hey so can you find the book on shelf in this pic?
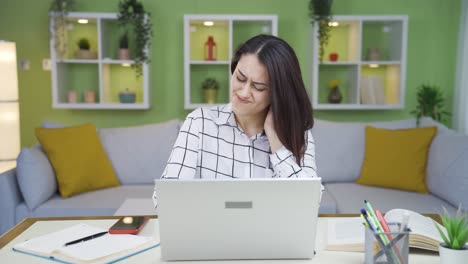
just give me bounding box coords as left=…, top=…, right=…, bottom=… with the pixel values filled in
left=326, top=209, right=445, bottom=252
left=360, top=76, right=386, bottom=105
left=12, top=223, right=159, bottom=263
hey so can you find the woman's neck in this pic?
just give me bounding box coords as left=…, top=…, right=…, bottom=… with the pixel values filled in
left=234, top=111, right=267, bottom=138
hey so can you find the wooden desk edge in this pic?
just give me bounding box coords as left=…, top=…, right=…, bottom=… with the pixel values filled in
left=0, top=214, right=441, bottom=249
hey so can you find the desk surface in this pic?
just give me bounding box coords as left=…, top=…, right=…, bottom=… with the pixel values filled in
left=0, top=215, right=439, bottom=264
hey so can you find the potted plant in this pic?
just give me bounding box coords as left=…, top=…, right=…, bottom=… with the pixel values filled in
left=202, top=78, right=219, bottom=104
left=435, top=205, right=468, bottom=263
left=411, top=84, right=451, bottom=126
left=49, top=0, right=75, bottom=59
left=309, top=0, right=333, bottom=62
left=327, top=79, right=342, bottom=104
left=118, top=31, right=130, bottom=60
left=75, top=38, right=97, bottom=59
left=117, top=0, right=153, bottom=76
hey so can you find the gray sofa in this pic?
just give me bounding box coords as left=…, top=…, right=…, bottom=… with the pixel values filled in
left=1, top=117, right=467, bottom=236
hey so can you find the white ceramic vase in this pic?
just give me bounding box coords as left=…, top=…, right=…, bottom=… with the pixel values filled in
left=439, top=244, right=468, bottom=264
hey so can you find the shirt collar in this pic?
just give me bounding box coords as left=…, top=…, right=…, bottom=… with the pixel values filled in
left=214, top=103, right=267, bottom=139
left=214, top=103, right=237, bottom=126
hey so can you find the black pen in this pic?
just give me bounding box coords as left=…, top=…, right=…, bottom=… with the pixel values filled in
left=64, top=231, right=108, bottom=247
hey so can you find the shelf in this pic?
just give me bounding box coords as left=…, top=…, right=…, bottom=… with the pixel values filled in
left=50, top=12, right=150, bottom=109
left=58, top=59, right=99, bottom=64
left=53, top=103, right=149, bottom=109
left=190, top=60, right=231, bottom=65
left=184, top=15, right=278, bottom=109
left=312, top=15, right=407, bottom=110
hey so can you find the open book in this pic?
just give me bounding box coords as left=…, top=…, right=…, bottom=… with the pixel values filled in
left=326, top=209, right=445, bottom=252
left=13, top=224, right=159, bottom=263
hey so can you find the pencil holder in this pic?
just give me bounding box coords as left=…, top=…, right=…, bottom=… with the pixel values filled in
left=364, top=223, right=410, bottom=264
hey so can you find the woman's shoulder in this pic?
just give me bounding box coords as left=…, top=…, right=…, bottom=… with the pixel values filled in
left=186, top=104, right=231, bottom=123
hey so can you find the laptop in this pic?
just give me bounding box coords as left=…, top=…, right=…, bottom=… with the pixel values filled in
left=155, top=177, right=322, bottom=261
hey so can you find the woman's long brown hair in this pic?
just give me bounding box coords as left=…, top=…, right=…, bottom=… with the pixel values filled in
left=231, top=35, right=314, bottom=164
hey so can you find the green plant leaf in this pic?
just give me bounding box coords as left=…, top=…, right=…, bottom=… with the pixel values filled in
left=435, top=223, right=451, bottom=246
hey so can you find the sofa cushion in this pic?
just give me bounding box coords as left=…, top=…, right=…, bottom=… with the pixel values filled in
left=312, top=118, right=435, bottom=184
left=426, top=133, right=468, bottom=210
left=35, top=123, right=120, bottom=198
left=16, top=145, right=57, bottom=210
left=357, top=126, right=437, bottom=193
left=15, top=185, right=155, bottom=222
left=325, top=183, right=456, bottom=214
left=98, top=119, right=181, bottom=184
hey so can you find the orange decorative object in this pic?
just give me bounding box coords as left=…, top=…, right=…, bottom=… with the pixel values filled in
left=204, top=36, right=217, bottom=61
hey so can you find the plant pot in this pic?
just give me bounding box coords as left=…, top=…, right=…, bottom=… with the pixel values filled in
left=75, top=49, right=97, bottom=60
left=203, top=88, right=218, bottom=104
left=118, top=49, right=130, bottom=60
left=439, top=243, right=468, bottom=264
left=328, top=86, right=342, bottom=104
left=119, top=90, right=136, bottom=103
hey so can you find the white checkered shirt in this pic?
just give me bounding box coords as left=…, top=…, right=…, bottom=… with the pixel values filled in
left=153, top=103, right=321, bottom=206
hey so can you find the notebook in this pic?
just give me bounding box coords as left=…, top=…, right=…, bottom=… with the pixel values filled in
left=12, top=223, right=159, bottom=263
left=155, top=177, right=322, bottom=260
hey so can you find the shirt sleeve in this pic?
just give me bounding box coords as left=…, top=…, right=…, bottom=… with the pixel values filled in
left=269, top=129, right=317, bottom=178
left=153, top=114, right=200, bottom=208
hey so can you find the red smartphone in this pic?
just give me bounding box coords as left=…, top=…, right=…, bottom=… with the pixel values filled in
left=109, top=216, right=150, bottom=234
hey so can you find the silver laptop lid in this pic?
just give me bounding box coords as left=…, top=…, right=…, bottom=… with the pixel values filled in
left=155, top=178, right=322, bottom=261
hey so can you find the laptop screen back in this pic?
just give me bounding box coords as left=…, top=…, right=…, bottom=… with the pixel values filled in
left=155, top=178, right=322, bottom=261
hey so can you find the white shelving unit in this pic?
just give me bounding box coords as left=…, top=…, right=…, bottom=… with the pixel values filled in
left=49, top=12, right=150, bottom=109
left=184, top=15, right=278, bottom=110
left=312, top=15, right=408, bottom=110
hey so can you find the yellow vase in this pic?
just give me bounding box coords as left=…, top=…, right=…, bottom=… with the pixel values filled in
left=203, top=88, right=218, bottom=104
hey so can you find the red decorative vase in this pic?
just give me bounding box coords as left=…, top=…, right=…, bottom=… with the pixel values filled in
left=329, top=53, right=338, bottom=61
left=204, top=36, right=217, bottom=61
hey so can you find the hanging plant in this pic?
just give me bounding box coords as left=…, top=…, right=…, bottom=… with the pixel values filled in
left=117, top=0, right=153, bottom=77
left=49, top=0, right=75, bottom=59
left=309, top=0, right=333, bottom=63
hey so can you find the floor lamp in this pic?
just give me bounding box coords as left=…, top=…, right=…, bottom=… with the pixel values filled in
left=0, top=41, right=20, bottom=173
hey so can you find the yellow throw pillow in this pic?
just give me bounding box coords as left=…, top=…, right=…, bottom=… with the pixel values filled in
left=35, top=123, right=120, bottom=198
left=356, top=126, right=437, bottom=193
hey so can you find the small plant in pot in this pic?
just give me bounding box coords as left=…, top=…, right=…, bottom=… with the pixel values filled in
left=411, top=84, right=451, bottom=126
left=118, top=31, right=130, bottom=60
left=202, top=78, right=219, bottom=104
left=75, top=38, right=97, bottom=59
left=435, top=205, right=468, bottom=263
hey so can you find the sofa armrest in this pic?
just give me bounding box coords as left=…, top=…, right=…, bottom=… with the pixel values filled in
left=0, top=168, right=23, bottom=235
left=426, top=134, right=468, bottom=211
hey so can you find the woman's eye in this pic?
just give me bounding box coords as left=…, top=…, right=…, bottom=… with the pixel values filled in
left=236, top=76, right=246, bottom=82
left=254, top=87, right=266, bottom=92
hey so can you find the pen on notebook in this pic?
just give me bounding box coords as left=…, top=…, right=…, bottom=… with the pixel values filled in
left=64, top=231, right=108, bottom=247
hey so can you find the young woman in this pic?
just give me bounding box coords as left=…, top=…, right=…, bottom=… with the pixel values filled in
left=153, top=34, right=319, bottom=205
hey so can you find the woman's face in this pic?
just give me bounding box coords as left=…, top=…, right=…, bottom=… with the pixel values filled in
left=231, top=54, right=270, bottom=118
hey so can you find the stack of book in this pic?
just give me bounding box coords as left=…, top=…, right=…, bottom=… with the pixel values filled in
left=360, top=76, right=386, bottom=105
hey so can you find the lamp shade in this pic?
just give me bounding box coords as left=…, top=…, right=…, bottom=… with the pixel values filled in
left=0, top=41, right=20, bottom=162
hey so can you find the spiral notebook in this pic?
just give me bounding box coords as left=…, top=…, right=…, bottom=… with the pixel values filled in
left=12, top=224, right=159, bottom=263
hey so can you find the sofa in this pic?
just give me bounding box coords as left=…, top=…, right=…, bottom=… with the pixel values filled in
left=1, top=117, right=467, bottom=236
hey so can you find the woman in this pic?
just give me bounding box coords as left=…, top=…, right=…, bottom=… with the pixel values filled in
left=153, top=34, right=319, bottom=205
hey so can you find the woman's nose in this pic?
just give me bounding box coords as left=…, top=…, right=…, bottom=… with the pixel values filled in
left=237, top=82, right=251, bottom=98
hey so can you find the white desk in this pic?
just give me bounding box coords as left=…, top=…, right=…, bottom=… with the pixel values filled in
left=0, top=218, right=439, bottom=263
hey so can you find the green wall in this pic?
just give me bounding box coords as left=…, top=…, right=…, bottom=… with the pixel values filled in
left=0, top=0, right=461, bottom=147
